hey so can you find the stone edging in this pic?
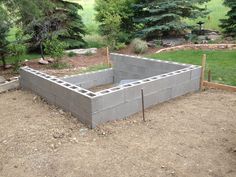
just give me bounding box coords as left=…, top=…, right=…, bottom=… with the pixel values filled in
left=156, top=44, right=236, bottom=54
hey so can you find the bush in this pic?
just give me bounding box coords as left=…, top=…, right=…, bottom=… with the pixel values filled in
left=114, top=42, right=126, bottom=50
left=84, top=35, right=106, bottom=48
left=131, top=38, right=148, bottom=54
left=44, top=37, right=66, bottom=63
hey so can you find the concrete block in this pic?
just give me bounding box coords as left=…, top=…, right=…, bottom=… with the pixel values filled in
left=92, top=98, right=142, bottom=128
left=190, top=67, right=202, bottom=80
left=0, top=80, right=19, bottom=93
left=91, top=89, right=125, bottom=113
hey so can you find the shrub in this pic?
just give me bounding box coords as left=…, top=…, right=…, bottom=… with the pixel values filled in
left=131, top=38, right=148, bottom=54
left=114, top=43, right=126, bottom=50
left=44, top=37, right=66, bottom=64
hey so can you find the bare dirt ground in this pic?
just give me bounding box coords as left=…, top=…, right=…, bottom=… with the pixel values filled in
left=0, top=46, right=161, bottom=79
left=0, top=89, right=236, bottom=177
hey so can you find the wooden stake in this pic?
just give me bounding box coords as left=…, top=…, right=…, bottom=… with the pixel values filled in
left=141, top=89, right=145, bottom=122
left=106, top=47, right=110, bottom=67
left=208, top=70, right=212, bottom=82
left=200, top=54, right=206, bottom=91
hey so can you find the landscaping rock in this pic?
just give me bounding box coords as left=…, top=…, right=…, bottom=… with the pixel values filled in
left=162, top=37, right=186, bottom=46
left=65, top=48, right=97, bottom=55
left=47, top=58, right=54, bottom=63
left=38, top=58, right=49, bottom=65
left=207, top=34, right=221, bottom=41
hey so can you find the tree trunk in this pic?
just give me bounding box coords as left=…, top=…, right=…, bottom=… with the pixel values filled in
left=0, top=54, right=6, bottom=70
left=40, top=42, right=45, bottom=60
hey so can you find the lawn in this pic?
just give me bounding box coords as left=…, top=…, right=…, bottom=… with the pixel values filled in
left=75, top=0, right=228, bottom=32
left=186, top=0, right=229, bottom=31
left=148, top=50, right=236, bottom=86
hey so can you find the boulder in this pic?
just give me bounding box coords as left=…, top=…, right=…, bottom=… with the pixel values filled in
left=47, top=58, right=54, bottom=63
left=162, top=37, right=186, bottom=46
left=65, top=48, right=97, bottom=55
left=38, top=58, right=49, bottom=65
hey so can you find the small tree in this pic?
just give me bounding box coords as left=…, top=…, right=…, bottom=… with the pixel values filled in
left=44, top=37, right=66, bottom=64
left=95, top=0, right=136, bottom=46
left=220, top=0, right=236, bottom=37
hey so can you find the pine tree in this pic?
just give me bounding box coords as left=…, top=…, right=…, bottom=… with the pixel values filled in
left=133, top=0, right=210, bottom=39
left=220, top=0, right=236, bottom=37
left=3, top=0, right=86, bottom=50
left=0, top=4, right=11, bottom=69
left=56, top=0, right=86, bottom=48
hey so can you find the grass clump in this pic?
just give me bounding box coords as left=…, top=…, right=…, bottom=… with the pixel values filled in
left=131, top=38, right=148, bottom=54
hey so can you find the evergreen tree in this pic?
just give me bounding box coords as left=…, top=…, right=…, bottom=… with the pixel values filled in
left=133, top=0, right=210, bottom=39
left=220, top=0, right=236, bottom=37
left=0, top=3, right=11, bottom=69
left=3, top=0, right=86, bottom=50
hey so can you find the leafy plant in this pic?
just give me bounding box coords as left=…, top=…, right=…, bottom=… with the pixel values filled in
left=114, top=43, right=126, bottom=50
left=7, top=43, right=27, bottom=71
left=131, top=38, right=148, bottom=54
left=44, top=37, right=66, bottom=64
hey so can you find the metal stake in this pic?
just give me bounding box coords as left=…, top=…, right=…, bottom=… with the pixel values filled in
left=141, top=89, right=145, bottom=122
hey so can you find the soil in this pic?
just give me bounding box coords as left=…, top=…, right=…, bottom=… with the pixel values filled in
left=89, top=83, right=115, bottom=92
left=0, top=89, right=236, bottom=177
left=0, top=45, right=161, bottom=79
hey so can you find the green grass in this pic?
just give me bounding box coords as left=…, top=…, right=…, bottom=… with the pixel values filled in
left=186, top=0, right=229, bottom=31
left=148, top=50, right=236, bottom=86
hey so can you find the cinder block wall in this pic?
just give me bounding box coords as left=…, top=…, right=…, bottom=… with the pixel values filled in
left=90, top=55, right=201, bottom=128
left=110, top=53, right=189, bottom=83
left=20, top=67, right=95, bottom=127
left=20, top=54, right=202, bottom=128
left=62, top=69, right=114, bottom=89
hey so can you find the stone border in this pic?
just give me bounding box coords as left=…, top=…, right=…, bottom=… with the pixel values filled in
left=156, top=44, right=236, bottom=54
